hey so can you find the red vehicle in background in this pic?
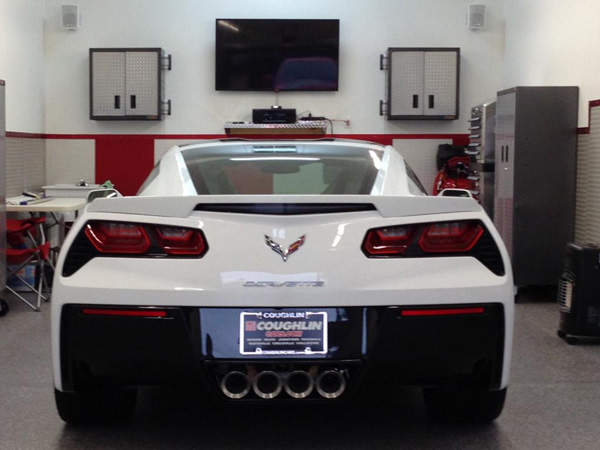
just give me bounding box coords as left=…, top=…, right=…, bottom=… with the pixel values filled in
left=433, top=146, right=479, bottom=200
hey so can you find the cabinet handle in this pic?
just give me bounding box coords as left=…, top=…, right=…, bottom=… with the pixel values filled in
left=114, top=95, right=121, bottom=110
left=413, top=95, right=419, bottom=109
left=379, top=100, right=387, bottom=116
left=501, top=145, right=505, bottom=162
left=428, top=95, right=434, bottom=109
left=506, top=145, right=509, bottom=163
left=130, top=95, right=137, bottom=109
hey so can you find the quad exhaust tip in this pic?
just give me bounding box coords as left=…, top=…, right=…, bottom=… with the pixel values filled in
left=220, top=371, right=251, bottom=399
left=252, top=370, right=283, bottom=399
left=284, top=370, right=315, bottom=399
left=316, top=370, right=346, bottom=399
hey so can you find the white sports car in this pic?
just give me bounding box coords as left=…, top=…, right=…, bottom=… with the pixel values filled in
left=51, top=138, right=513, bottom=424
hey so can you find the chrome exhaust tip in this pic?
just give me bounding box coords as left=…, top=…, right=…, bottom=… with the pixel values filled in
left=316, top=370, right=346, bottom=399
left=284, top=370, right=315, bottom=399
left=220, top=371, right=251, bottom=399
left=252, top=371, right=283, bottom=399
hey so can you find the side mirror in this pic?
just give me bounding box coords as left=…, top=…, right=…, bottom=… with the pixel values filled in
left=86, top=188, right=121, bottom=203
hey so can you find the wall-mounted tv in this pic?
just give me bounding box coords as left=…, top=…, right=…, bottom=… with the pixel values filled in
left=215, top=19, right=340, bottom=92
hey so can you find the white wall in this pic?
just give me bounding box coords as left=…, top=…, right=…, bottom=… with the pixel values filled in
left=0, top=0, right=46, bottom=133
left=43, top=0, right=505, bottom=134
left=504, top=0, right=600, bottom=127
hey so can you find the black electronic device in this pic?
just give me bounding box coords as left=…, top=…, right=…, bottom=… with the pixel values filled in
left=253, top=108, right=297, bottom=124
left=557, top=243, right=600, bottom=344
left=215, top=19, right=340, bottom=92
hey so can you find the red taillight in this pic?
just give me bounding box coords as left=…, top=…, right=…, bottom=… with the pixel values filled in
left=363, top=226, right=415, bottom=256
left=84, top=221, right=207, bottom=257
left=85, top=222, right=151, bottom=254
left=82, top=308, right=167, bottom=318
left=153, top=226, right=206, bottom=256
left=418, top=221, right=483, bottom=253
left=401, top=307, right=485, bottom=317
left=363, top=220, right=486, bottom=258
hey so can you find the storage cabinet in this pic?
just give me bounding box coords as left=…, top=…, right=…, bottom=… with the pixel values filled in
left=494, top=87, right=578, bottom=286
left=90, top=48, right=171, bottom=120
left=380, top=48, right=459, bottom=120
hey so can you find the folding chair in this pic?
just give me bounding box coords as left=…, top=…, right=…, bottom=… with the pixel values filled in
left=6, top=218, right=53, bottom=311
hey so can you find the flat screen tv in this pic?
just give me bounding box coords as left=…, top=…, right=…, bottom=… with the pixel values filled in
left=215, top=19, right=340, bottom=92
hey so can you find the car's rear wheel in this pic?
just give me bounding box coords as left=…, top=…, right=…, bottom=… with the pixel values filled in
left=54, top=388, right=137, bottom=425
left=423, top=385, right=507, bottom=423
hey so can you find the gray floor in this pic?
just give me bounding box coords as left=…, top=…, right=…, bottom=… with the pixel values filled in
left=1, top=289, right=600, bottom=450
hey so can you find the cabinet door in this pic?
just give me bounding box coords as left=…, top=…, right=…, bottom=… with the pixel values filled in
left=423, top=51, right=458, bottom=116
left=125, top=51, right=159, bottom=116
left=91, top=51, right=126, bottom=117
left=493, top=100, right=506, bottom=241
left=494, top=92, right=516, bottom=259
left=502, top=93, right=516, bottom=261
left=389, top=51, right=424, bottom=116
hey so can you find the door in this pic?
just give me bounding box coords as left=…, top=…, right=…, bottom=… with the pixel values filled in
left=125, top=51, right=159, bottom=116
left=91, top=51, right=126, bottom=117
left=423, top=51, right=457, bottom=116
left=389, top=51, right=424, bottom=116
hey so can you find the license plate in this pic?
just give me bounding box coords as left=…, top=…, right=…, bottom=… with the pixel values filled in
left=240, top=311, right=328, bottom=356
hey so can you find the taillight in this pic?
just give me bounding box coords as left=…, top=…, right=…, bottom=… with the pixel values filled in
left=85, top=222, right=151, bottom=254
left=418, top=221, right=484, bottom=253
left=154, top=226, right=206, bottom=255
left=82, top=308, right=167, bottom=318
left=363, top=226, right=415, bottom=256
left=82, top=221, right=207, bottom=256
left=361, top=219, right=504, bottom=275
left=400, top=307, right=485, bottom=317
left=362, top=220, right=485, bottom=257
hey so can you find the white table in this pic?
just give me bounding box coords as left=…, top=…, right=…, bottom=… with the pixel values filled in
left=6, top=197, right=87, bottom=213
left=6, top=197, right=87, bottom=244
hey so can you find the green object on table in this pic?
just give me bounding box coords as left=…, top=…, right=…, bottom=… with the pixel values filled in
left=101, top=180, right=114, bottom=189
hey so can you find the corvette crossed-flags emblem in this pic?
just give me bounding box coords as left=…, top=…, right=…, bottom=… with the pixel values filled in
left=264, top=234, right=306, bottom=262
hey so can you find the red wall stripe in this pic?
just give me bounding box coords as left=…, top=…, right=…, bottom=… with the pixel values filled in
left=7, top=132, right=474, bottom=195
left=6, top=132, right=46, bottom=138
left=95, top=136, right=154, bottom=196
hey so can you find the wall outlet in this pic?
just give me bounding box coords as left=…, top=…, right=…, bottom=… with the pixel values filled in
left=344, top=116, right=351, bottom=128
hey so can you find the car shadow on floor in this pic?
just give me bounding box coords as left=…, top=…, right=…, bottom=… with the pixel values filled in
left=55, top=386, right=511, bottom=450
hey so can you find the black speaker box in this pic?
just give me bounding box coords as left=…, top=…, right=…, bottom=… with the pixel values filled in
left=253, top=108, right=296, bottom=124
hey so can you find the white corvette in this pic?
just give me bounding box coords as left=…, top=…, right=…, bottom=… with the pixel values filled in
left=51, top=139, right=513, bottom=424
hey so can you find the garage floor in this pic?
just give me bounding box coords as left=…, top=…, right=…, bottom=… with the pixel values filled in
left=1, top=289, right=599, bottom=450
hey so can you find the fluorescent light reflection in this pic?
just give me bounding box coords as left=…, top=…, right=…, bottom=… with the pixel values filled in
left=331, top=223, right=347, bottom=247
left=218, top=21, right=240, bottom=32
left=369, top=151, right=382, bottom=170
left=230, top=157, right=321, bottom=162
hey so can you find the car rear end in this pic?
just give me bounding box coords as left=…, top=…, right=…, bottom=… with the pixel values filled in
left=51, top=140, right=513, bottom=423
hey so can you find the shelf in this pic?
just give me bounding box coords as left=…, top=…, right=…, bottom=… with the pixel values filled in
left=224, top=121, right=327, bottom=135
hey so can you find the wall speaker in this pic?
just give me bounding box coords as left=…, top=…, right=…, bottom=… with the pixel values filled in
left=61, top=5, right=80, bottom=30
left=467, top=4, right=486, bottom=30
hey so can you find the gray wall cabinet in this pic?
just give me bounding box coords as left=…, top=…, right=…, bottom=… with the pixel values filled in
left=380, top=48, right=459, bottom=120
left=90, top=48, right=171, bottom=120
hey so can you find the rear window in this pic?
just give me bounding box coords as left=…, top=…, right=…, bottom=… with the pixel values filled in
left=182, top=151, right=380, bottom=195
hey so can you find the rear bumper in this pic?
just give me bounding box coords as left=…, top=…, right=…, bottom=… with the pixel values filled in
left=59, top=304, right=505, bottom=400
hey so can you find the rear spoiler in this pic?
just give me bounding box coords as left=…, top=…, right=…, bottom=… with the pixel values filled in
left=85, top=195, right=482, bottom=219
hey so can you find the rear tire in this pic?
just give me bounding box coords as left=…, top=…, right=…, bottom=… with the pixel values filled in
left=55, top=388, right=137, bottom=425
left=424, top=386, right=507, bottom=423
